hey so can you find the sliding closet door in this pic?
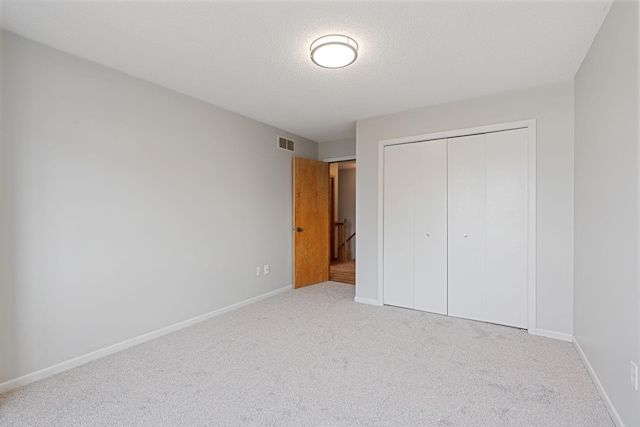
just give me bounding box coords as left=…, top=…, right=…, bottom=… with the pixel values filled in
left=383, top=143, right=414, bottom=309
left=485, top=128, right=528, bottom=328
left=384, top=127, right=529, bottom=325
left=447, top=134, right=486, bottom=322
left=414, top=140, right=448, bottom=314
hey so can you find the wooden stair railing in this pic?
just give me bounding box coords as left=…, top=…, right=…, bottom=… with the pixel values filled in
left=334, top=218, right=355, bottom=262
left=337, top=232, right=356, bottom=262
left=332, top=219, right=347, bottom=261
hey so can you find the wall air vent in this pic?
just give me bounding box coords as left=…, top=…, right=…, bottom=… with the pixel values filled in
left=278, top=136, right=295, bottom=152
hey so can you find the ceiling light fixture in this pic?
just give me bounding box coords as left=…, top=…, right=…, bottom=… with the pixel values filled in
left=310, top=34, right=358, bottom=69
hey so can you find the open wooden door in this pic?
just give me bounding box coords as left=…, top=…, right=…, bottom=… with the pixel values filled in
left=293, top=157, right=330, bottom=288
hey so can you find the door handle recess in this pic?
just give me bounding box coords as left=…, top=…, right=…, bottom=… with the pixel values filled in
left=296, top=228, right=303, bottom=232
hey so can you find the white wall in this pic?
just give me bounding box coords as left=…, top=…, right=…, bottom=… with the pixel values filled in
left=0, top=31, right=317, bottom=385
left=318, top=137, right=355, bottom=160
left=338, top=166, right=356, bottom=260
left=574, top=0, right=640, bottom=425
left=356, top=81, right=574, bottom=336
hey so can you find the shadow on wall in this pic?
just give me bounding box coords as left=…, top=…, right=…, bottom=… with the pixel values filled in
left=0, top=136, right=19, bottom=385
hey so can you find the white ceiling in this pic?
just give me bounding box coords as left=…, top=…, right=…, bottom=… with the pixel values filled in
left=0, top=0, right=611, bottom=143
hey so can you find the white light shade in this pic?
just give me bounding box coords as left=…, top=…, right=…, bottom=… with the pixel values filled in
left=310, top=35, right=358, bottom=69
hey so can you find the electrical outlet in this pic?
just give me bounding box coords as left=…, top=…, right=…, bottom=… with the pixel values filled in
left=631, top=361, right=638, bottom=391
left=264, top=264, right=270, bottom=275
left=256, top=266, right=262, bottom=276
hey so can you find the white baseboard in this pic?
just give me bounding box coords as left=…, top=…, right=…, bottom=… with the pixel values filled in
left=535, top=328, right=573, bottom=342
left=573, top=337, right=625, bottom=427
left=354, top=296, right=383, bottom=306
left=0, top=284, right=293, bottom=395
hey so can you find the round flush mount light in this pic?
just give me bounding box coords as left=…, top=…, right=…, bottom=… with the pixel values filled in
left=310, top=34, right=358, bottom=69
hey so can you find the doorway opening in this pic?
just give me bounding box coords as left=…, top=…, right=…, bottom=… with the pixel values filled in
left=329, top=160, right=356, bottom=284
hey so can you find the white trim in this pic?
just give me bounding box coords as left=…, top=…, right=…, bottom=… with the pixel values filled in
left=354, top=296, right=383, bottom=306
left=322, top=155, right=356, bottom=163
left=377, top=138, right=385, bottom=312
left=535, top=328, right=572, bottom=342
left=526, top=122, right=537, bottom=335
left=379, top=120, right=536, bottom=146
left=0, top=284, right=293, bottom=395
left=377, top=120, right=537, bottom=333
left=573, top=337, right=625, bottom=427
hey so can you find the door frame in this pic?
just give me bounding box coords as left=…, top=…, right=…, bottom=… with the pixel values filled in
left=377, top=119, right=537, bottom=334
left=322, top=156, right=356, bottom=163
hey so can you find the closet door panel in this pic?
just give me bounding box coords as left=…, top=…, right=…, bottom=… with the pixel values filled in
left=383, top=144, right=414, bottom=309
left=414, top=140, right=448, bottom=314
left=485, top=128, right=528, bottom=328
left=447, top=134, right=486, bottom=322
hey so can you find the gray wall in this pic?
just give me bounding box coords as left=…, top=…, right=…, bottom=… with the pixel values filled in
left=356, top=81, right=575, bottom=336
left=318, top=137, right=356, bottom=160
left=0, top=31, right=317, bottom=384
left=338, top=167, right=356, bottom=260
left=574, top=0, right=640, bottom=425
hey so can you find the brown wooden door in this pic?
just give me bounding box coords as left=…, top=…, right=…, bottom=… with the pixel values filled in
left=293, top=157, right=330, bottom=288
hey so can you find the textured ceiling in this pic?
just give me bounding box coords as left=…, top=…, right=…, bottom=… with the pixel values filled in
left=0, top=0, right=611, bottom=142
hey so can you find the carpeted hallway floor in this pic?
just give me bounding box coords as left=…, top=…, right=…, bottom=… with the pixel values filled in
left=0, top=282, right=613, bottom=426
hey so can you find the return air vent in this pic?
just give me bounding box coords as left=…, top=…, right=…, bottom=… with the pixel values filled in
left=278, top=136, right=295, bottom=152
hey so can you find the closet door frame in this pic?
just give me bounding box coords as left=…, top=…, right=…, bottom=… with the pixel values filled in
left=377, top=119, right=537, bottom=335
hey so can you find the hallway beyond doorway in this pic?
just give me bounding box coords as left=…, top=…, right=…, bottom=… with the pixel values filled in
left=330, top=259, right=355, bottom=285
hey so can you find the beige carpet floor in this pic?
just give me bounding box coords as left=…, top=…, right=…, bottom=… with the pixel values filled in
left=0, top=282, right=613, bottom=426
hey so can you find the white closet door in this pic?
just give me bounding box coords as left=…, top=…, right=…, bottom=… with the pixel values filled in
left=485, top=128, right=528, bottom=328
left=383, top=143, right=414, bottom=309
left=447, top=134, right=486, bottom=322
left=414, top=140, right=448, bottom=314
